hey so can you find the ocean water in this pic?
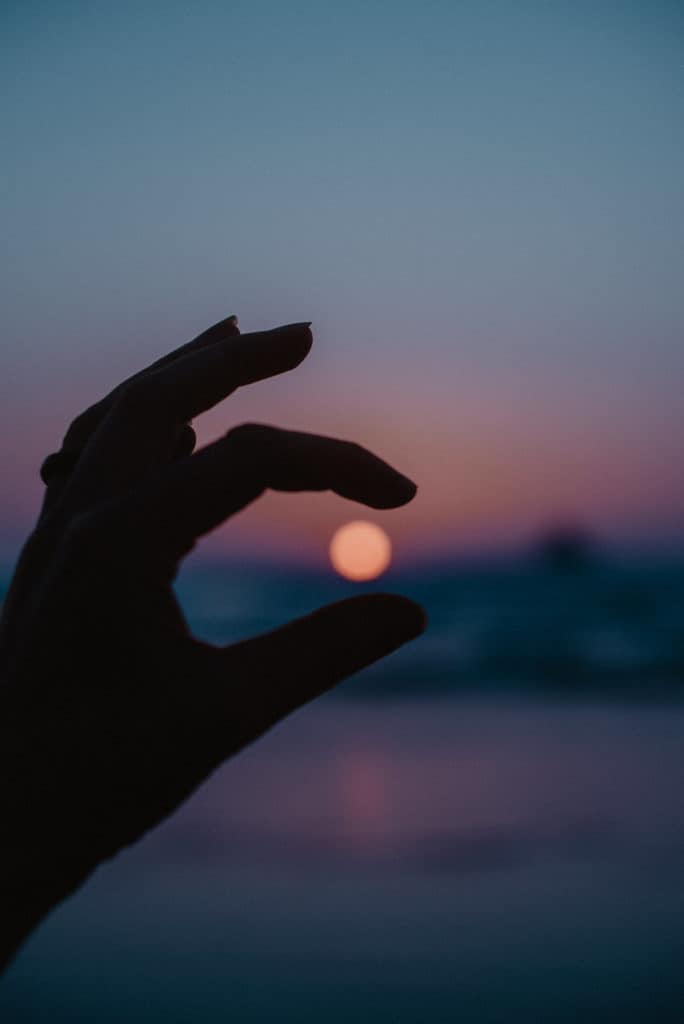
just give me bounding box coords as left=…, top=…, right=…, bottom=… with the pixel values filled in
left=1, top=559, right=683, bottom=1021
left=174, top=555, right=684, bottom=697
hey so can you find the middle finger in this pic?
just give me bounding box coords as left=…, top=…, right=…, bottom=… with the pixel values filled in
left=57, top=322, right=313, bottom=513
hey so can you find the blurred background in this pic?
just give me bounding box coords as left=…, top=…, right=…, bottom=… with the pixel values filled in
left=1, top=1, right=683, bottom=1020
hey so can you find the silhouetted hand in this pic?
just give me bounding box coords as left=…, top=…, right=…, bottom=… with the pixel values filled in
left=0, top=316, right=424, bottom=968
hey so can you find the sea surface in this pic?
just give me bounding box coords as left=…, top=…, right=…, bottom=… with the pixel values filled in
left=174, top=554, right=684, bottom=698
left=1, top=557, right=683, bottom=1021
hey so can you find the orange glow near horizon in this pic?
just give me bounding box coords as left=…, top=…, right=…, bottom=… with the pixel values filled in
left=329, top=521, right=392, bottom=581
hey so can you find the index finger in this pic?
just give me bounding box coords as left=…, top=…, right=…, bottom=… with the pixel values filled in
left=61, top=314, right=241, bottom=454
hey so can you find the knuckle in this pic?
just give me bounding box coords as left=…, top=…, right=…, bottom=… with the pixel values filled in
left=341, top=438, right=363, bottom=458
left=226, top=422, right=273, bottom=449
left=63, top=402, right=104, bottom=448
left=116, top=375, right=156, bottom=411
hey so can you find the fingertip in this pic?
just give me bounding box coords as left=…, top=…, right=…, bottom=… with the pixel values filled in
left=371, top=476, right=417, bottom=509
left=257, top=322, right=313, bottom=375
left=211, top=313, right=240, bottom=337
left=280, top=322, right=313, bottom=364
left=360, top=470, right=417, bottom=510
left=356, top=592, right=427, bottom=642
left=173, top=423, right=197, bottom=460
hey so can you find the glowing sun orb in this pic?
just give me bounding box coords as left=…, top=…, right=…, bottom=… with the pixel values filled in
left=329, top=521, right=392, bottom=582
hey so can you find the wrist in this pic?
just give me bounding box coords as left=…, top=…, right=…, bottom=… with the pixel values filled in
left=0, top=696, right=97, bottom=970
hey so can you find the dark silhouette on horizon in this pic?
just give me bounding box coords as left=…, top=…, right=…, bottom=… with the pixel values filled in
left=533, top=525, right=597, bottom=573
left=0, top=315, right=425, bottom=968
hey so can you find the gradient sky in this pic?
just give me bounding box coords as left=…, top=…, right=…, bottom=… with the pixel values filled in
left=2, top=1, right=683, bottom=566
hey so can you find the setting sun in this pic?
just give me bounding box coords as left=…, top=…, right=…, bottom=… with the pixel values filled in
left=329, top=521, right=392, bottom=581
